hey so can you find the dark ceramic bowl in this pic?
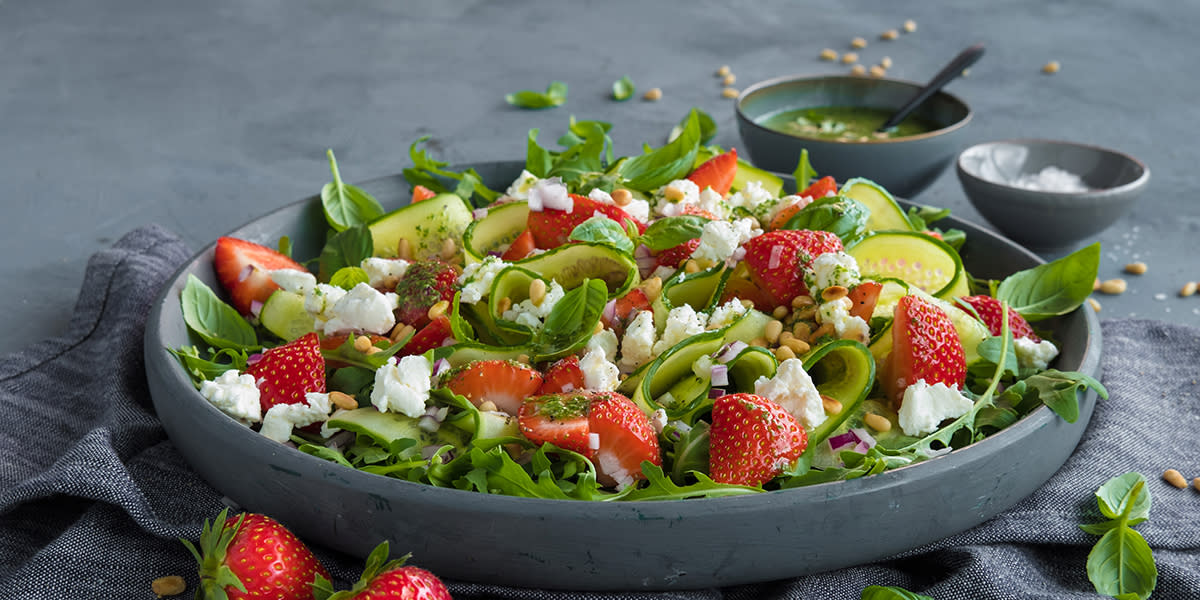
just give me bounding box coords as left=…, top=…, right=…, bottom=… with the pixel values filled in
left=736, top=75, right=972, bottom=198
left=956, top=139, right=1150, bottom=250
left=144, top=162, right=1101, bottom=591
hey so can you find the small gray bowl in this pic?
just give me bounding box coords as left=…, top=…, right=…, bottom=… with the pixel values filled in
left=736, top=75, right=972, bottom=198
left=956, top=139, right=1149, bottom=250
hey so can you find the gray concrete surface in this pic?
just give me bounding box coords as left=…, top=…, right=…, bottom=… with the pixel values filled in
left=2, top=0, right=1197, bottom=355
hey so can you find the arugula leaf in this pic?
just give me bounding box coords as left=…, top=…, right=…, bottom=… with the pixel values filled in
left=792, top=149, right=817, bottom=190
left=620, top=463, right=759, bottom=501
left=995, top=242, right=1100, bottom=321
left=976, top=333, right=1019, bottom=379
left=505, top=81, right=568, bottom=109
left=317, top=224, right=373, bottom=281
left=534, top=279, right=608, bottom=361
left=667, top=108, right=717, bottom=145
left=402, top=137, right=501, bottom=208
left=569, top=216, right=635, bottom=254
left=619, top=109, right=702, bottom=191
left=168, top=345, right=250, bottom=386
left=638, top=215, right=708, bottom=251
left=525, top=129, right=554, bottom=177
left=1022, top=369, right=1108, bottom=424
left=180, top=274, right=259, bottom=350
left=329, top=266, right=369, bottom=290
left=466, top=446, right=571, bottom=499
left=860, top=586, right=934, bottom=600
left=321, top=149, right=384, bottom=232
left=1083, top=473, right=1158, bottom=600
left=612, top=75, right=635, bottom=101
left=319, top=334, right=409, bottom=371
left=448, top=292, right=476, bottom=343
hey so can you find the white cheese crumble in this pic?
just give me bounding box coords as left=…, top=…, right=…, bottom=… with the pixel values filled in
left=707, top=299, right=748, bottom=330
left=805, top=252, right=862, bottom=295
left=269, top=269, right=317, bottom=295
left=618, top=310, right=657, bottom=371
left=320, top=282, right=400, bottom=335
left=260, top=392, right=333, bottom=443
left=653, top=305, right=708, bottom=354
left=691, top=217, right=760, bottom=266
left=527, top=177, right=572, bottom=212
left=304, top=283, right=346, bottom=327
left=456, top=255, right=510, bottom=305
left=360, top=257, right=410, bottom=287
left=726, top=180, right=774, bottom=216
left=754, top=358, right=826, bottom=430
left=1014, top=337, right=1060, bottom=370
left=589, top=188, right=650, bottom=223
left=653, top=179, right=702, bottom=217
left=370, top=355, right=433, bottom=418
left=580, top=347, right=621, bottom=391
left=502, top=280, right=565, bottom=330
left=898, top=380, right=974, bottom=436
left=586, top=327, right=620, bottom=362
left=200, top=370, right=262, bottom=423
left=504, top=169, right=541, bottom=200
left=816, top=296, right=871, bottom=344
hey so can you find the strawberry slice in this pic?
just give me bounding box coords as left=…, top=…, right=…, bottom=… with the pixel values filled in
left=957, top=295, right=1041, bottom=341
left=518, top=393, right=592, bottom=454
left=213, top=236, right=307, bottom=315
left=411, top=184, right=437, bottom=203
left=443, top=359, right=544, bottom=415
left=501, top=229, right=536, bottom=261
left=538, top=355, right=586, bottom=394
left=400, top=315, right=453, bottom=356
left=884, top=295, right=967, bottom=406
left=527, top=193, right=643, bottom=249
left=655, top=238, right=701, bottom=269
left=740, top=229, right=843, bottom=309
left=686, top=148, right=738, bottom=196
left=709, top=393, right=807, bottom=486
left=394, top=260, right=460, bottom=328
left=847, top=281, right=883, bottom=322
left=768, top=175, right=836, bottom=230
left=246, top=332, right=326, bottom=413
left=588, top=391, right=662, bottom=488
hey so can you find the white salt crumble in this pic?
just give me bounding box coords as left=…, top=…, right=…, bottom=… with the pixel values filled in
left=1011, top=166, right=1090, bottom=192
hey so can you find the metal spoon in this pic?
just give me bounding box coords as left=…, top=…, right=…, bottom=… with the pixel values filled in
left=877, top=43, right=985, bottom=133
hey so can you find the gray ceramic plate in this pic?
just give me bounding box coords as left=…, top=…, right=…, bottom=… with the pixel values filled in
left=144, top=162, right=1101, bottom=591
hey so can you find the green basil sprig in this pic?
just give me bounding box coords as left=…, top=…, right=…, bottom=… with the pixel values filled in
left=860, top=586, right=934, bottom=600
left=506, top=81, right=568, bottom=109
left=321, top=149, right=384, bottom=232
left=180, top=274, right=259, bottom=351
left=1082, top=472, right=1158, bottom=600
left=995, top=242, right=1099, bottom=321
left=619, top=108, right=702, bottom=191
left=612, top=75, right=635, bottom=101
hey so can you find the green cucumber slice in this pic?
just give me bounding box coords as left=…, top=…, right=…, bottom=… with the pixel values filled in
left=368, top=193, right=474, bottom=260
left=511, top=242, right=639, bottom=298
left=259, top=290, right=314, bottom=341
left=801, top=339, right=875, bottom=451
left=840, top=178, right=913, bottom=232
left=847, top=231, right=968, bottom=299
left=652, top=264, right=728, bottom=331
left=462, top=201, right=529, bottom=263
left=328, top=407, right=467, bottom=449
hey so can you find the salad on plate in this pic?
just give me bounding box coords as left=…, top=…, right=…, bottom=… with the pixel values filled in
left=170, top=109, right=1106, bottom=501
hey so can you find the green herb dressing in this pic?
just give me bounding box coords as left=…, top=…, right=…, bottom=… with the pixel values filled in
left=759, top=106, right=940, bottom=141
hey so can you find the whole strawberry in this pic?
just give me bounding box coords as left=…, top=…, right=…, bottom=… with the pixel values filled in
left=393, top=260, right=460, bottom=328
left=740, top=229, right=843, bottom=309
left=183, top=509, right=329, bottom=600
left=709, top=393, right=808, bottom=486
left=313, top=542, right=451, bottom=600
left=247, top=332, right=326, bottom=414
left=957, top=295, right=1041, bottom=341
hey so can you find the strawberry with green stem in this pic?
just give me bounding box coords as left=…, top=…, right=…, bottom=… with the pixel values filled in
left=313, top=541, right=450, bottom=600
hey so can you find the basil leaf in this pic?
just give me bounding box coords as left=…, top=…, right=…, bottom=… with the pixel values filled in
left=330, top=266, right=369, bottom=290
left=976, top=334, right=1019, bottom=378
left=619, top=109, right=702, bottom=191
left=904, top=205, right=952, bottom=231
left=505, top=81, right=568, bottom=109
left=860, top=586, right=934, bottom=600
left=318, top=224, right=373, bottom=281
left=667, top=108, right=717, bottom=145
left=568, top=216, right=635, bottom=254
left=792, top=149, right=817, bottom=190
left=995, top=242, right=1100, bottom=321
left=557, top=117, right=615, bottom=164
left=1022, top=369, right=1108, bottom=424
left=402, top=137, right=501, bottom=208
left=1087, top=523, right=1157, bottom=599
left=449, top=292, right=476, bottom=342
left=180, top=274, right=259, bottom=350
left=321, top=149, right=384, bottom=232
left=1095, top=472, right=1151, bottom=522
left=639, top=215, right=708, bottom=251
left=612, top=75, right=635, bottom=101
left=525, top=129, right=554, bottom=178
left=783, top=196, right=869, bottom=243
left=535, top=279, right=608, bottom=361
left=547, top=121, right=608, bottom=183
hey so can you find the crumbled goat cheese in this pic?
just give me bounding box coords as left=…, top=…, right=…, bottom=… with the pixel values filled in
left=371, top=355, right=433, bottom=418
left=618, top=310, right=657, bottom=371
left=360, top=257, right=410, bottom=287
left=1014, top=337, right=1059, bottom=370
left=707, top=299, right=749, bottom=330
left=580, top=348, right=621, bottom=391
left=817, top=296, right=870, bottom=344
left=805, top=252, right=861, bottom=295
left=587, top=328, right=620, bottom=362
left=260, top=392, right=333, bottom=443
left=691, top=218, right=760, bottom=266
left=200, top=370, right=262, bottom=423
left=504, top=169, right=540, bottom=200
left=754, top=358, right=826, bottom=430
left=457, top=255, right=510, bottom=305
left=898, top=380, right=973, bottom=436
left=653, top=305, right=708, bottom=354
left=270, top=269, right=317, bottom=295
left=527, top=177, right=572, bottom=212
left=320, top=283, right=400, bottom=335
left=502, top=280, right=565, bottom=330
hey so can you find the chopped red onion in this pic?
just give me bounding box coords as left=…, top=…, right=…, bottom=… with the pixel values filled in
left=768, top=245, right=784, bottom=269
left=421, top=445, right=441, bottom=460
left=710, top=363, right=729, bottom=386
left=432, top=358, right=451, bottom=377
left=247, top=353, right=263, bottom=366
left=440, top=337, right=456, bottom=347
left=850, top=427, right=877, bottom=449
left=473, top=207, right=489, bottom=220
left=634, top=244, right=652, bottom=259
left=238, top=264, right=254, bottom=283
left=602, top=299, right=618, bottom=324
left=708, top=387, right=726, bottom=399
left=718, top=341, right=748, bottom=363
left=635, top=254, right=659, bottom=275
left=852, top=441, right=872, bottom=454
left=249, top=300, right=264, bottom=318
left=827, top=431, right=860, bottom=452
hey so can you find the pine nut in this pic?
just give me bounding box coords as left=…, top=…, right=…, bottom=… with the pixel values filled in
left=721, top=87, right=740, bottom=99
left=516, top=353, right=530, bottom=364
left=716, top=65, right=731, bottom=77
left=819, top=48, right=839, bottom=61
left=365, top=345, right=381, bottom=355
left=880, top=29, right=899, bottom=40
left=440, top=238, right=457, bottom=260
left=881, top=56, right=893, bottom=68
left=849, top=64, right=866, bottom=76
left=779, top=331, right=795, bottom=343
left=903, top=19, right=917, bottom=33
left=593, top=320, right=604, bottom=335
left=749, top=337, right=768, bottom=348
left=353, top=335, right=373, bottom=353
left=529, top=279, right=547, bottom=306
left=611, top=188, right=633, bottom=206
left=782, top=337, right=810, bottom=355
left=791, top=295, right=815, bottom=308
left=643, top=87, right=662, bottom=101
left=793, top=322, right=812, bottom=340
left=328, top=391, right=358, bottom=411
left=850, top=37, right=867, bottom=49
left=740, top=299, right=756, bottom=310
left=774, top=345, right=797, bottom=361
left=821, top=395, right=843, bottom=415
left=1194, top=477, right=1200, bottom=492
left=641, top=276, right=663, bottom=301
left=389, top=323, right=414, bottom=343
left=1098, top=278, right=1127, bottom=295
left=1087, top=297, right=1102, bottom=313
left=722, top=73, right=736, bottom=85
left=842, top=52, right=859, bottom=64
left=496, top=296, right=512, bottom=314
left=1181, top=281, right=1198, bottom=297
left=765, top=320, right=784, bottom=344
left=1042, top=61, right=1060, bottom=74
left=809, top=322, right=835, bottom=343
left=772, top=305, right=789, bottom=319
left=1164, top=468, right=1187, bottom=489
left=1124, top=262, right=1147, bottom=275
left=1093, top=277, right=1102, bottom=291
left=427, top=299, right=450, bottom=320
left=396, top=238, right=413, bottom=261
left=684, top=259, right=701, bottom=274
left=795, top=306, right=818, bottom=321
left=152, top=575, right=187, bottom=597
left=664, top=184, right=686, bottom=202
left=822, top=285, right=848, bottom=302
left=869, top=65, right=886, bottom=78
left=864, top=412, right=892, bottom=432
left=479, top=400, right=498, bottom=412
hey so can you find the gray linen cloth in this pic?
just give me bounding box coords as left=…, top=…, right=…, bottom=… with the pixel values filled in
left=1, top=225, right=1197, bottom=599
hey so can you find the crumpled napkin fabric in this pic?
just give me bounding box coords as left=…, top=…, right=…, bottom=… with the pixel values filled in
left=1, top=225, right=1197, bottom=599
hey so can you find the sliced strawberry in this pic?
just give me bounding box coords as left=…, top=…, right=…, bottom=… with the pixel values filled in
left=686, top=148, right=738, bottom=196
left=679, top=204, right=720, bottom=220
left=411, top=184, right=437, bottom=204
left=443, top=359, right=543, bottom=415
left=400, top=315, right=453, bottom=356
left=527, top=193, right=642, bottom=249
left=588, top=391, right=662, bottom=488
left=740, top=229, right=844, bottom=309
left=768, top=175, right=836, bottom=230
left=958, top=295, right=1041, bottom=341
left=884, top=295, right=967, bottom=406
left=718, top=275, right=775, bottom=311
left=538, top=355, right=587, bottom=394
left=805, top=175, right=839, bottom=199
left=655, top=238, right=701, bottom=269
left=501, top=229, right=536, bottom=261
left=923, top=230, right=944, bottom=240
left=213, top=236, right=307, bottom=315
left=394, top=260, right=459, bottom=328
left=709, top=393, right=807, bottom=486
left=517, top=393, right=592, bottom=454
left=847, top=281, right=883, bottom=322
left=246, top=332, right=326, bottom=413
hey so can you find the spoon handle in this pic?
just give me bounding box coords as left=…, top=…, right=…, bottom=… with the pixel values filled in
left=878, top=43, right=985, bottom=132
